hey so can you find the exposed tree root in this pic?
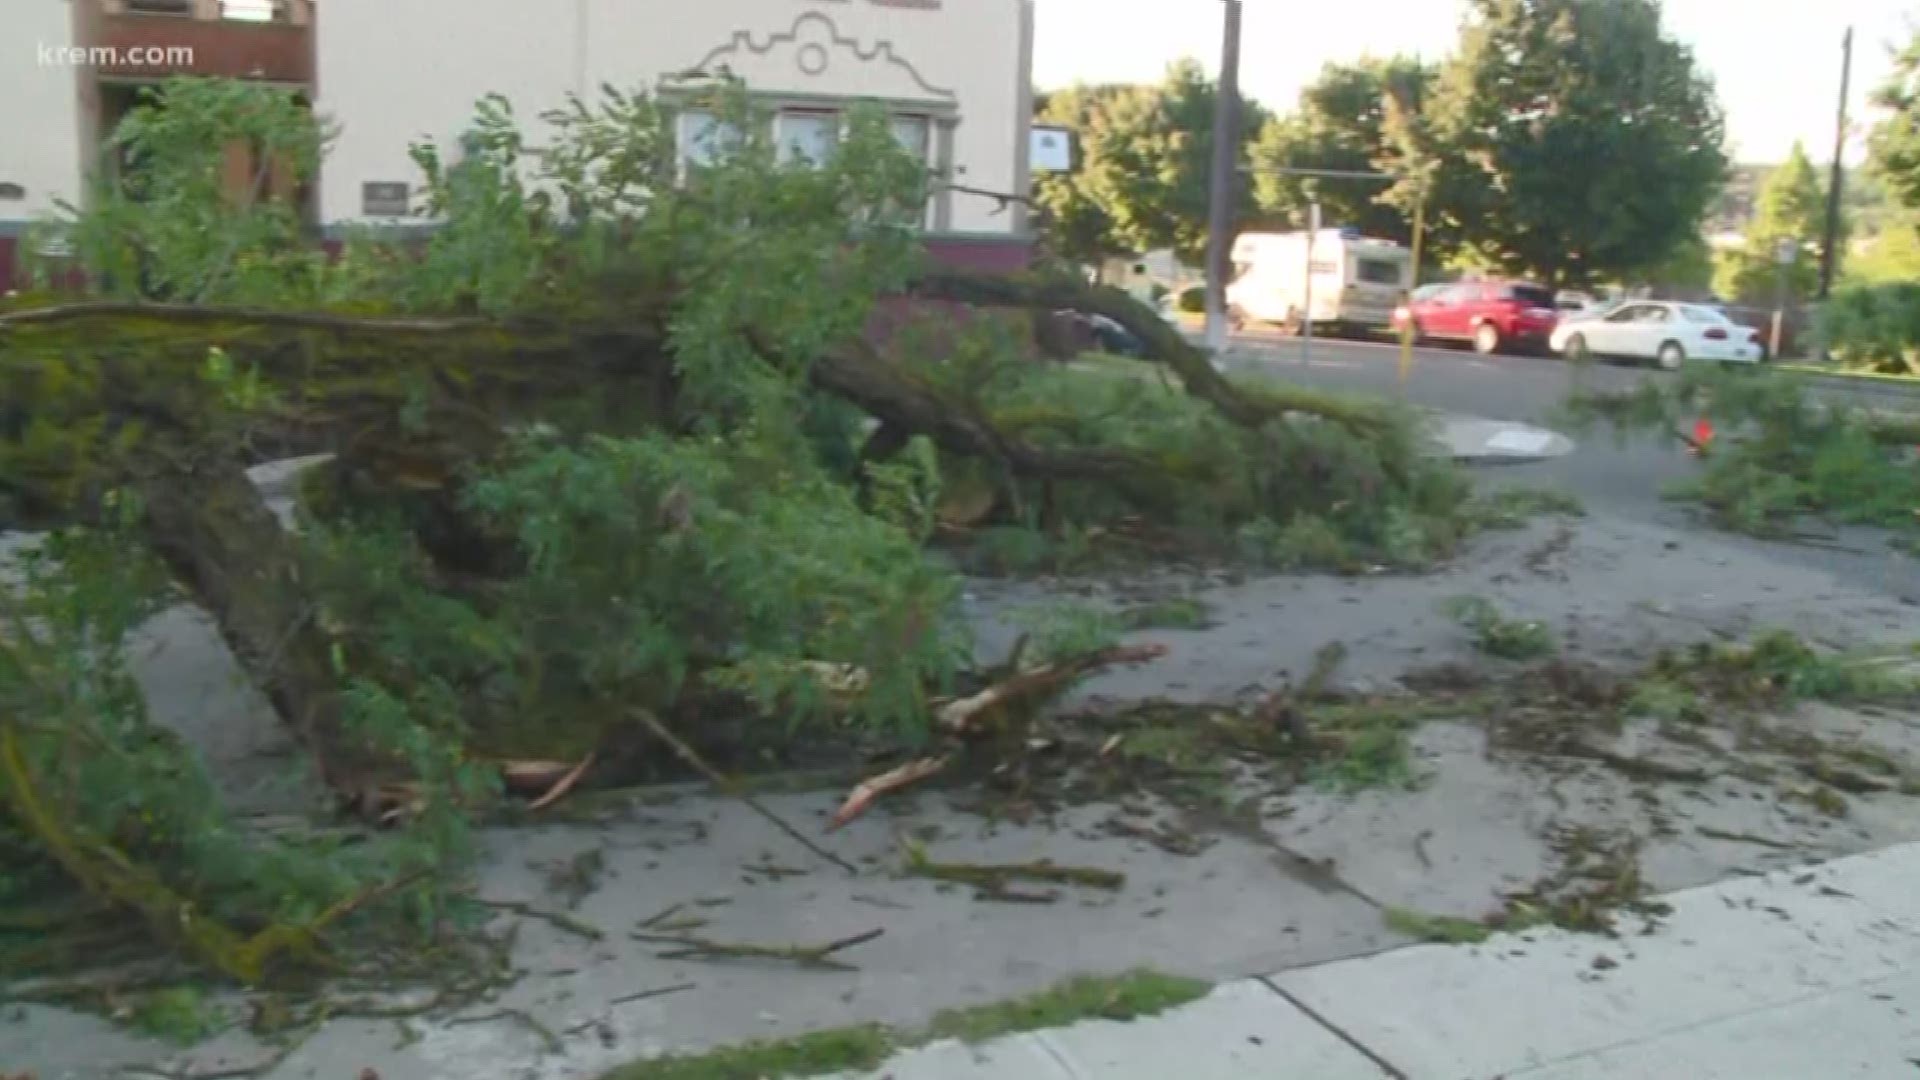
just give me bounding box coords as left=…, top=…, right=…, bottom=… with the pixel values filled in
left=630, top=927, right=883, bottom=972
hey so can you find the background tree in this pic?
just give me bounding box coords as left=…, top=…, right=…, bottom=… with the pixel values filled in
left=1712, top=142, right=1827, bottom=303
left=1033, top=61, right=1270, bottom=267
left=1414, top=0, right=1728, bottom=289
left=1249, top=58, right=1435, bottom=243
left=1870, top=31, right=1920, bottom=213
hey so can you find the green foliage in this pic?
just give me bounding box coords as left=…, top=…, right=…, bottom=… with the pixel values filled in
left=1121, top=597, right=1213, bottom=631
left=1034, top=62, right=1271, bottom=264
left=978, top=362, right=1475, bottom=572
left=458, top=432, right=969, bottom=738
left=1011, top=603, right=1123, bottom=664
left=1250, top=58, right=1436, bottom=241
left=128, top=986, right=225, bottom=1047
left=1870, top=31, right=1920, bottom=214
left=1315, top=724, right=1417, bottom=791
left=1842, top=214, right=1920, bottom=288
left=1, top=522, right=468, bottom=977
left=1652, top=630, right=1920, bottom=709
left=1412, top=0, right=1728, bottom=287
left=28, top=77, right=329, bottom=303
left=1819, top=282, right=1920, bottom=374
left=1714, top=143, right=1828, bottom=305
left=1176, top=285, right=1206, bottom=314
left=1384, top=906, right=1493, bottom=945
left=598, top=970, right=1207, bottom=1079
left=922, top=970, right=1209, bottom=1042
left=1440, top=596, right=1555, bottom=660
left=1563, top=365, right=1920, bottom=537
left=603, top=1025, right=894, bottom=1080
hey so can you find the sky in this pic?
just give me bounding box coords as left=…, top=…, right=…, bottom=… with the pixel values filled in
left=1032, top=0, right=1918, bottom=165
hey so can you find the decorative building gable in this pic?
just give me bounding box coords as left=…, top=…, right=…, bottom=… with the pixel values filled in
left=690, top=12, right=955, bottom=104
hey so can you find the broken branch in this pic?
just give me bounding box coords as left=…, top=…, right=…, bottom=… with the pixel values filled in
left=827, top=755, right=950, bottom=832
left=631, top=927, right=883, bottom=972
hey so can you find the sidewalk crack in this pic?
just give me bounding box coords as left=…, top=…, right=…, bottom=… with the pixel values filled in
left=1260, top=976, right=1411, bottom=1079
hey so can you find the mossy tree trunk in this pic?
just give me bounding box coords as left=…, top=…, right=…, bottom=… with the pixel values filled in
left=133, top=444, right=387, bottom=802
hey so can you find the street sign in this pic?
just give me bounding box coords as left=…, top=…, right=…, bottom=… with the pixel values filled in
left=1031, top=127, right=1072, bottom=172
left=1775, top=238, right=1799, bottom=265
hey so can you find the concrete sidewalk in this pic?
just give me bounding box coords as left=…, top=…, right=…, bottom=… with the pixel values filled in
left=820, top=841, right=1920, bottom=1079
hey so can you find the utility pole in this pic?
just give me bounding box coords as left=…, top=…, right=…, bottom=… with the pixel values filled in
left=1820, top=26, right=1854, bottom=300
left=1202, top=0, right=1243, bottom=357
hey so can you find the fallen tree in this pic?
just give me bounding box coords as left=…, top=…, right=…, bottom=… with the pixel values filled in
left=0, top=77, right=1484, bottom=984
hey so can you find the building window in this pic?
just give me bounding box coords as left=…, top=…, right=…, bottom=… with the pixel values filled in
left=675, top=110, right=742, bottom=170
left=220, top=0, right=286, bottom=22
left=889, top=115, right=933, bottom=228
left=776, top=110, right=840, bottom=167
left=126, top=0, right=195, bottom=15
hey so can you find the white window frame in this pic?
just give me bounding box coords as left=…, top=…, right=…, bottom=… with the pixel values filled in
left=775, top=108, right=842, bottom=168
left=888, top=112, right=935, bottom=230
left=675, top=109, right=744, bottom=175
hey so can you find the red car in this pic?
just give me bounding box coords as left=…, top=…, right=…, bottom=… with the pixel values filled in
left=1392, top=280, right=1561, bottom=355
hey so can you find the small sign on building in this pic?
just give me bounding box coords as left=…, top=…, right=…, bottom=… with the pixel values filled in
left=1031, top=126, right=1072, bottom=173
left=362, top=181, right=412, bottom=217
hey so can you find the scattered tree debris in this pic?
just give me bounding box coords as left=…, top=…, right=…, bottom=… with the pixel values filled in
left=476, top=899, right=605, bottom=942
left=527, top=753, right=597, bottom=812
left=900, top=842, right=1124, bottom=902
left=1695, top=826, right=1800, bottom=850
left=446, top=1008, right=563, bottom=1055
left=828, top=756, right=950, bottom=831
left=631, top=709, right=858, bottom=876
left=631, top=928, right=884, bottom=972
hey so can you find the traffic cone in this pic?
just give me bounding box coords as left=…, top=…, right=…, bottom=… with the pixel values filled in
left=1688, top=417, right=1714, bottom=456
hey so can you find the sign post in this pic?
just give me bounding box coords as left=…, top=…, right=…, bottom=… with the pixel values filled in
left=1399, top=195, right=1424, bottom=392
left=1771, top=238, right=1797, bottom=361
left=1301, top=201, right=1320, bottom=364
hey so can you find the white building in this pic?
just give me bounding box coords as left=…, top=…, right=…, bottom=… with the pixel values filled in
left=315, top=0, right=1037, bottom=269
left=0, top=1, right=1037, bottom=289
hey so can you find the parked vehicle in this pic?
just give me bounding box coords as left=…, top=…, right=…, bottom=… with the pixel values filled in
left=1054, top=309, right=1147, bottom=357
left=1226, top=230, right=1412, bottom=334
left=1392, top=280, right=1560, bottom=355
left=1549, top=301, right=1763, bottom=369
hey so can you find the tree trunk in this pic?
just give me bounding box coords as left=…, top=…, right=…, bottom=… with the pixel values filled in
left=134, top=446, right=386, bottom=803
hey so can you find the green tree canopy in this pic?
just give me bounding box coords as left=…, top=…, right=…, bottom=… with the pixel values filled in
left=1870, top=31, right=1920, bottom=213
left=1412, top=0, right=1728, bottom=289
left=1034, top=61, right=1269, bottom=266
left=1249, top=57, right=1435, bottom=243
left=1712, top=142, right=1827, bottom=303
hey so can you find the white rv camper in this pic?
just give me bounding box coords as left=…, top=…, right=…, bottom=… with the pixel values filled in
left=1225, top=230, right=1412, bottom=333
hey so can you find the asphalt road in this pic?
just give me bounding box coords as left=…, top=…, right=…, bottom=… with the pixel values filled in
left=1222, top=331, right=1920, bottom=598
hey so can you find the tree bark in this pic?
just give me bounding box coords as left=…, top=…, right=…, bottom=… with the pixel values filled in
left=133, top=445, right=385, bottom=802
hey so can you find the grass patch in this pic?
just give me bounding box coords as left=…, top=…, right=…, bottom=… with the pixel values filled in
left=1440, top=596, right=1556, bottom=660
left=1120, top=597, right=1214, bottom=631
left=598, top=970, right=1208, bottom=1079
left=601, top=1025, right=893, bottom=1080
left=1312, top=724, right=1417, bottom=791
left=127, top=986, right=225, bottom=1047
left=923, top=969, right=1209, bottom=1043
left=1384, top=906, right=1493, bottom=945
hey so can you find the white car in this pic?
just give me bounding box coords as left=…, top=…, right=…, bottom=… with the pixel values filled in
left=1550, top=301, right=1763, bottom=369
